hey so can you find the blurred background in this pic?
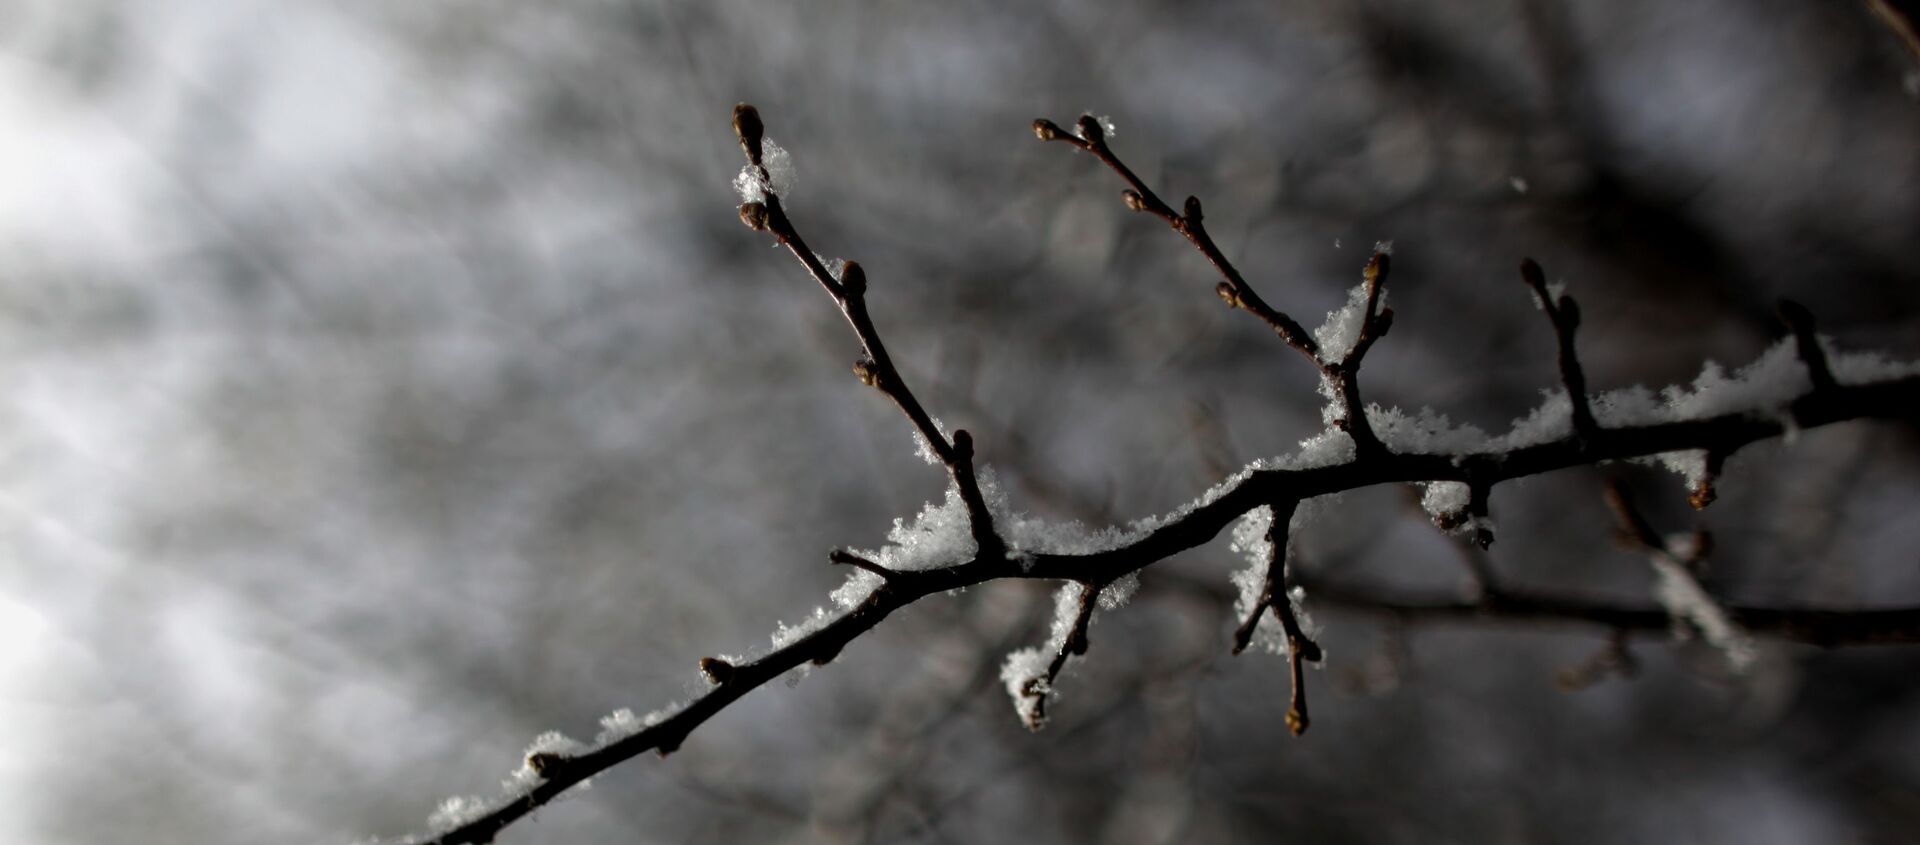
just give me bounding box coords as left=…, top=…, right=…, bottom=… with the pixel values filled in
left=3, top=1, right=1919, bottom=842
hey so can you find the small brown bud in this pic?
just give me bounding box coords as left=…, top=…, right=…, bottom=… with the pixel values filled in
left=1182, top=196, right=1203, bottom=222
left=699, top=656, right=736, bottom=685
left=1032, top=118, right=1062, bottom=142
left=839, top=260, right=866, bottom=295
left=733, top=103, right=764, bottom=166
left=1216, top=281, right=1241, bottom=309
left=1365, top=252, right=1390, bottom=285
left=1075, top=114, right=1103, bottom=143
left=527, top=752, right=566, bottom=777
left=1121, top=189, right=1147, bottom=212
left=738, top=202, right=769, bottom=231
left=1286, top=708, right=1309, bottom=736
left=1519, top=257, right=1547, bottom=291
left=852, top=358, right=881, bottom=387
left=951, top=428, right=974, bottom=459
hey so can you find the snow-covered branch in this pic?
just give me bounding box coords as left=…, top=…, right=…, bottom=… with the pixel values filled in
left=384, top=106, right=1920, bottom=845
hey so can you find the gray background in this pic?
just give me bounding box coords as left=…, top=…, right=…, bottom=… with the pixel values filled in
left=3, top=1, right=1919, bottom=843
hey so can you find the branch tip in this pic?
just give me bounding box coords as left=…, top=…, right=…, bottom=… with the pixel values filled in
left=1032, top=118, right=1063, bottom=142
left=732, top=102, right=764, bottom=166
left=1121, top=189, right=1148, bottom=212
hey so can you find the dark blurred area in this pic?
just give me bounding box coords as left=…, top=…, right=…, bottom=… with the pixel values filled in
left=2, top=1, right=1918, bottom=843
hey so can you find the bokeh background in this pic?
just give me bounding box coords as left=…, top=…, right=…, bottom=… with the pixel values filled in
left=4, top=1, right=1920, bottom=843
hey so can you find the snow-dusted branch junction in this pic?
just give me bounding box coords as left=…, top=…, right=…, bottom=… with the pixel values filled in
left=381, top=106, right=1920, bottom=845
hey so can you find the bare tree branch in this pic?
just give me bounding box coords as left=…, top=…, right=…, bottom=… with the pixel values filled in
left=391, top=106, right=1920, bottom=845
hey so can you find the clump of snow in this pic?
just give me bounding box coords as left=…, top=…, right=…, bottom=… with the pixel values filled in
left=1368, top=405, right=1491, bottom=454
left=771, top=605, right=835, bottom=650
left=824, top=256, right=848, bottom=282
left=1097, top=572, right=1141, bottom=610
left=731, top=139, right=794, bottom=202
left=1829, top=344, right=1920, bottom=384
left=1640, top=450, right=1709, bottom=493
left=1000, top=646, right=1050, bottom=726
left=1313, top=281, right=1385, bottom=364
left=1647, top=545, right=1755, bottom=672
left=911, top=417, right=949, bottom=465
left=503, top=731, right=587, bottom=792
left=427, top=795, right=495, bottom=835
left=1228, top=506, right=1287, bottom=655
left=1486, top=390, right=1573, bottom=451
left=1420, top=481, right=1471, bottom=525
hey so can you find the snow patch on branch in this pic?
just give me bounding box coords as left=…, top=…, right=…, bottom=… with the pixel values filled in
left=731, top=139, right=795, bottom=202
left=1313, top=280, right=1386, bottom=364
left=1648, top=541, right=1756, bottom=671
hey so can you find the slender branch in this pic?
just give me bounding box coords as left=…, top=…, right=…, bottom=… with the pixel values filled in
left=737, top=106, right=1004, bottom=562
left=1226, top=499, right=1321, bottom=734
left=1303, top=580, right=1920, bottom=647
left=1035, top=115, right=1395, bottom=455
left=1023, top=580, right=1101, bottom=729
left=1520, top=258, right=1599, bottom=440
left=394, top=108, right=1920, bottom=845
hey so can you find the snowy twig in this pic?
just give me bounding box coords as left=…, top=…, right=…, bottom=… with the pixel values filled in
left=736, top=106, right=1004, bottom=563
left=1034, top=114, right=1394, bottom=457
left=1602, top=480, right=1756, bottom=670
left=1520, top=257, right=1598, bottom=440
left=391, top=106, right=1920, bottom=845
left=1228, top=499, right=1322, bottom=734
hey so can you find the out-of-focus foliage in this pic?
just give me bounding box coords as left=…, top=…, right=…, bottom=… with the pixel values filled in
left=2, top=1, right=1917, bottom=843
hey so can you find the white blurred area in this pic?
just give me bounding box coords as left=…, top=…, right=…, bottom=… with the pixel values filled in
left=0, top=1, right=1916, bottom=843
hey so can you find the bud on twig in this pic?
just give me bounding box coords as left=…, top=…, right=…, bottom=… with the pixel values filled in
left=739, top=202, right=769, bottom=231
left=733, top=103, right=764, bottom=166
left=1076, top=114, right=1103, bottom=144
left=1216, top=281, right=1241, bottom=309
left=1121, top=189, right=1147, bottom=212
left=839, top=260, right=866, bottom=296
left=699, top=656, right=735, bottom=685
left=852, top=358, right=881, bottom=388
left=1032, top=118, right=1063, bottom=142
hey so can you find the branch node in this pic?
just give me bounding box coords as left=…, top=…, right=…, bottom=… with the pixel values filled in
left=1121, top=189, right=1148, bottom=212
left=829, top=549, right=900, bottom=582
left=699, top=656, right=736, bottom=685
left=1182, top=195, right=1203, bottom=222
left=852, top=357, right=881, bottom=388
left=951, top=428, right=974, bottom=461
left=1032, top=118, right=1064, bottom=142
left=1215, top=281, right=1241, bottom=309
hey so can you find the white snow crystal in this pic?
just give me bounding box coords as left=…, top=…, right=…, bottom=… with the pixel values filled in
left=1420, top=481, right=1471, bottom=524
left=1313, top=281, right=1384, bottom=364
left=731, top=139, right=794, bottom=202
left=911, top=417, right=949, bottom=465
left=1648, top=548, right=1755, bottom=672
left=1368, top=405, right=1491, bottom=454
